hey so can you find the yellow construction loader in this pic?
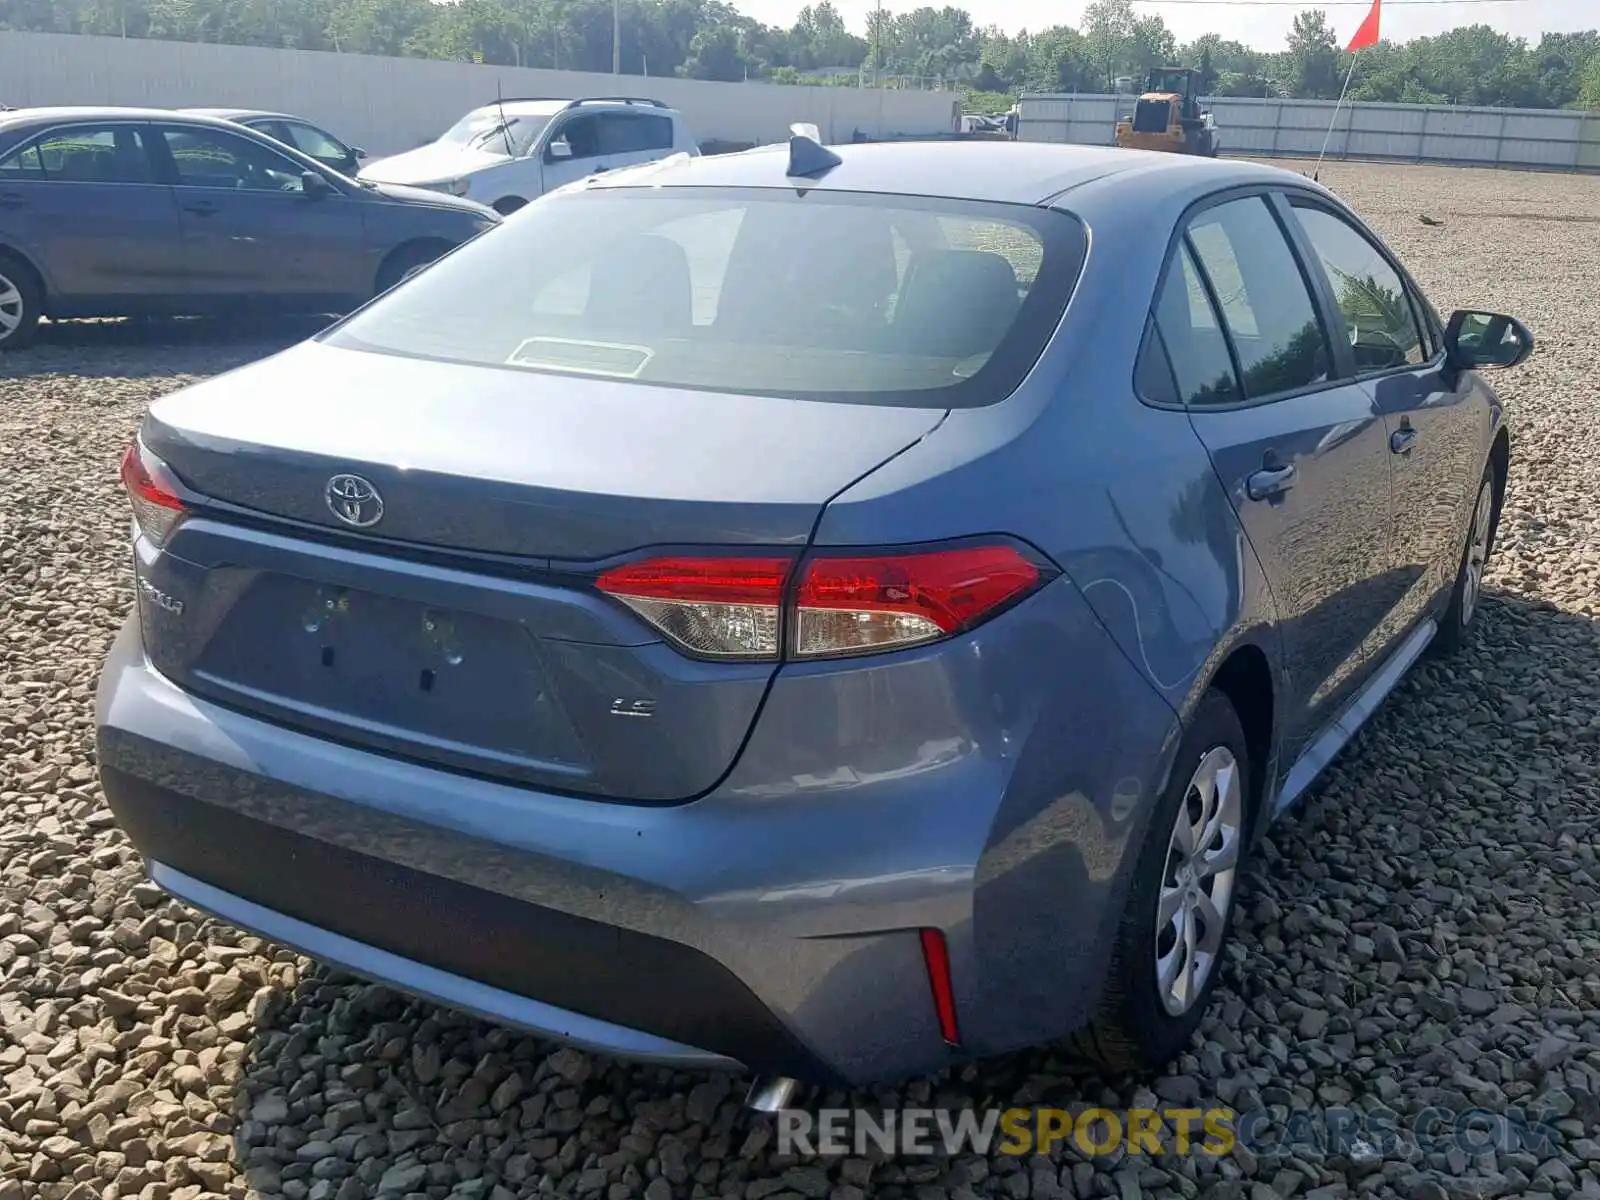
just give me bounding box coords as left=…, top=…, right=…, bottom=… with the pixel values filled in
left=1114, top=67, right=1220, bottom=157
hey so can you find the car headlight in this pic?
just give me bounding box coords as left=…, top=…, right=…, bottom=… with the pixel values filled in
left=441, top=178, right=471, bottom=196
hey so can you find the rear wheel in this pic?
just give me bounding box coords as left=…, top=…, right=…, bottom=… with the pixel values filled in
left=0, top=252, right=42, bottom=351
left=1070, top=688, right=1249, bottom=1071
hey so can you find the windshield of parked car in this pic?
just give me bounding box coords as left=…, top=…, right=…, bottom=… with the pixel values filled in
left=440, top=110, right=549, bottom=157
left=322, top=186, right=1087, bottom=408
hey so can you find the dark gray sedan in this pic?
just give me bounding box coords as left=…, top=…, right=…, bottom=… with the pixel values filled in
left=179, top=107, right=367, bottom=176
left=0, top=107, right=500, bottom=350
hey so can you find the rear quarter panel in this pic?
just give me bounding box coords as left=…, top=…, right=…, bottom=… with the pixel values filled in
left=814, top=164, right=1291, bottom=883
left=817, top=165, right=1287, bottom=732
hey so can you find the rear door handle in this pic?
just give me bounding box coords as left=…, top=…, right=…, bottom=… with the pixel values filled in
left=1390, top=427, right=1417, bottom=455
left=1246, top=464, right=1297, bottom=501
left=0, top=192, right=24, bottom=210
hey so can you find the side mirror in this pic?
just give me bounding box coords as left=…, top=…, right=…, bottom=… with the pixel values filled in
left=351, top=146, right=368, bottom=159
left=547, top=138, right=572, bottom=161
left=1445, top=309, right=1533, bottom=371
left=300, top=170, right=332, bottom=198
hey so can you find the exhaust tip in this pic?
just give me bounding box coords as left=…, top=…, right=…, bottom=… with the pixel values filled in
left=744, top=1076, right=801, bottom=1112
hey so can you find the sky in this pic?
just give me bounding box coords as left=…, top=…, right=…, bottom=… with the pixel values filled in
left=735, top=0, right=1596, bottom=52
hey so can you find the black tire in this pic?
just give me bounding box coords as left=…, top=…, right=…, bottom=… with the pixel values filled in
left=375, top=242, right=448, bottom=296
left=492, top=196, right=527, bottom=216
left=0, top=251, right=43, bottom=351
left=1069, top=688, right=1251, bottom=1073
left=1432, top=460, right=1499, bottom=656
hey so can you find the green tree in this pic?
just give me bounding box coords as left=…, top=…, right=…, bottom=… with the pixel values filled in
left=1285, top=8, right=1341, bottom=99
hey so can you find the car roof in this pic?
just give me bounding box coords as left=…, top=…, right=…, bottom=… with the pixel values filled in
left=468, top=98, right=681, bottom=119
left=179, top=107, right=293, bottom=122
left=587, top=139, right=1317, bottom=207
left=0, top=106, right=257, bottom=133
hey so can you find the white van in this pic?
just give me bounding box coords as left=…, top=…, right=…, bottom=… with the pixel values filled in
left=358, top=96, right=699, bottom=215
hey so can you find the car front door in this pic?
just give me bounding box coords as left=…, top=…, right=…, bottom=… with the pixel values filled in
left=1281, top=196, right=1482, bottom=635
left=540, top=112, right=618, bottom=192
left=152, top=123, right=368, bottom=305
left=1158, top=191, right=1399, bottom=762
left=0, top=122, right=185, bottom=306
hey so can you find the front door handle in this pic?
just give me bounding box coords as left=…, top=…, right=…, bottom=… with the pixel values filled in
left=1390, top=427, right=1417, bottom=455
left=1246, top=464, right=1297, bottom=501
left=182, top=199, right=219, bottom=217
left=0, top=192, right=24, bottom=210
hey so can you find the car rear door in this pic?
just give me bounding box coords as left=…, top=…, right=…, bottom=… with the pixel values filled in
left=151, top=122, right=368, bottom=305
left=1280, top=195, right=1482, bottom=633
left=0, top=122, right=184, bottom=305
left=1147, top=190, right=1399, bottom=763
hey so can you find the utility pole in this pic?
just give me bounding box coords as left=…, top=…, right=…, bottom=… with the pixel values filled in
left=872, top=0, right=882, bottom=88
left=612, top=0, right=621, bottom=74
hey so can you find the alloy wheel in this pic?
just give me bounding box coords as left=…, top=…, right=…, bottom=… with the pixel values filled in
left=1461, top=478, right=1494, bottom=625
left=0, top=272, right=23, bottom=337
left=1155, top=745, right=1243, bottom=1016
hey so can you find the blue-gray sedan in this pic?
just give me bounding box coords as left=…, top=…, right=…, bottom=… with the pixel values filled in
left=0, top=107, right=499, bottom=349
left=95, top=137, right=1532, bottom=1092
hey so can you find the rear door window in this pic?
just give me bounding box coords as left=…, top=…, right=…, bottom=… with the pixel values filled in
left=323, top=187, right=1088, bottom=409
left=1184, top=196, right=1332, bottom=401
left=26, top=126, right=154, bottom=183
left=595, top=112, right=674, bottom=154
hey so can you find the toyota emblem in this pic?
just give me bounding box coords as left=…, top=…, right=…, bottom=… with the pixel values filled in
left=325, top=474, right=384, bottom=528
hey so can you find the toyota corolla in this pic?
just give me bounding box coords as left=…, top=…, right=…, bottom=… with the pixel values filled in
left=96, top=136, right=1532, bottom=1096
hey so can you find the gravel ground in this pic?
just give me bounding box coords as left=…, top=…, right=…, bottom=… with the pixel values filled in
left=2, top=162, right=1598, bottom=1200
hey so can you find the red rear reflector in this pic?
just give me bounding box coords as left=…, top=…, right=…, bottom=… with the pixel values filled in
left=595, top=556, right=792, bottom=660
left=919, top=928, right=961, bottom=1046
left=793, top=544, right=1042, bottom=658
left=120, top=439, right=186, bottom=549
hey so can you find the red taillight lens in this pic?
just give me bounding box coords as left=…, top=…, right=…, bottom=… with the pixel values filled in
left=792, top=544, right=1042, bottom=658
left=120, top=439, right=186, bottom=548
left=595, top=556, right=792, bottom=659
left=595, top=542, right=1047, bottom=662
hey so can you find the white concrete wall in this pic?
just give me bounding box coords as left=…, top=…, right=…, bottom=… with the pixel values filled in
left=1018, top=91, right=1600, bottom=173
left=0, top=31, right=960, bottom=156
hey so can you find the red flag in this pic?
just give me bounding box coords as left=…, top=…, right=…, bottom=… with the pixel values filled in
left=1346, top=0, right=1381, bottom=52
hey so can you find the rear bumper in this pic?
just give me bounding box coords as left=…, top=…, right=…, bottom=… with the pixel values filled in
left=145, top=860, right=741, bottom=1070
left=97, top=574, right=1180, bottom=1085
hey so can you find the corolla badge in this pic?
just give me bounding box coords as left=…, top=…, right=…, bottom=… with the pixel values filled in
left=325, top=474, right=384, bottom=528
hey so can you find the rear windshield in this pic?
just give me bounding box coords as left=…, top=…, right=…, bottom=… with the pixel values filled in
left=324, top=185, right=1088, bottom=408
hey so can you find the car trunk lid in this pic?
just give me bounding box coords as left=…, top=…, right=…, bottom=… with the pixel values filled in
left=134, top=340, right=945, bottom=801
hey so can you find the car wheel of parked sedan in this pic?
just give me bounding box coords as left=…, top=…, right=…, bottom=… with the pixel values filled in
left=492, top=196, right=527, bottom=216
left=0, top=252, right=43, bottom=352
left=1071, top=688, right=1249, bottom=1072
left=1433, top=462, right=1499, bottom=656
left=375, top=242, right=450, bottom=296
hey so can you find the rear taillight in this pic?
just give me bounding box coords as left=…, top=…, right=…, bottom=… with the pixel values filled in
left=793, top=545, right=1042, bottom=658
left=595, top=541, right=1048, bottom=662
left=595, top=556, right=793, bottom=659
left=120, top=439, right=185, bottom=549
